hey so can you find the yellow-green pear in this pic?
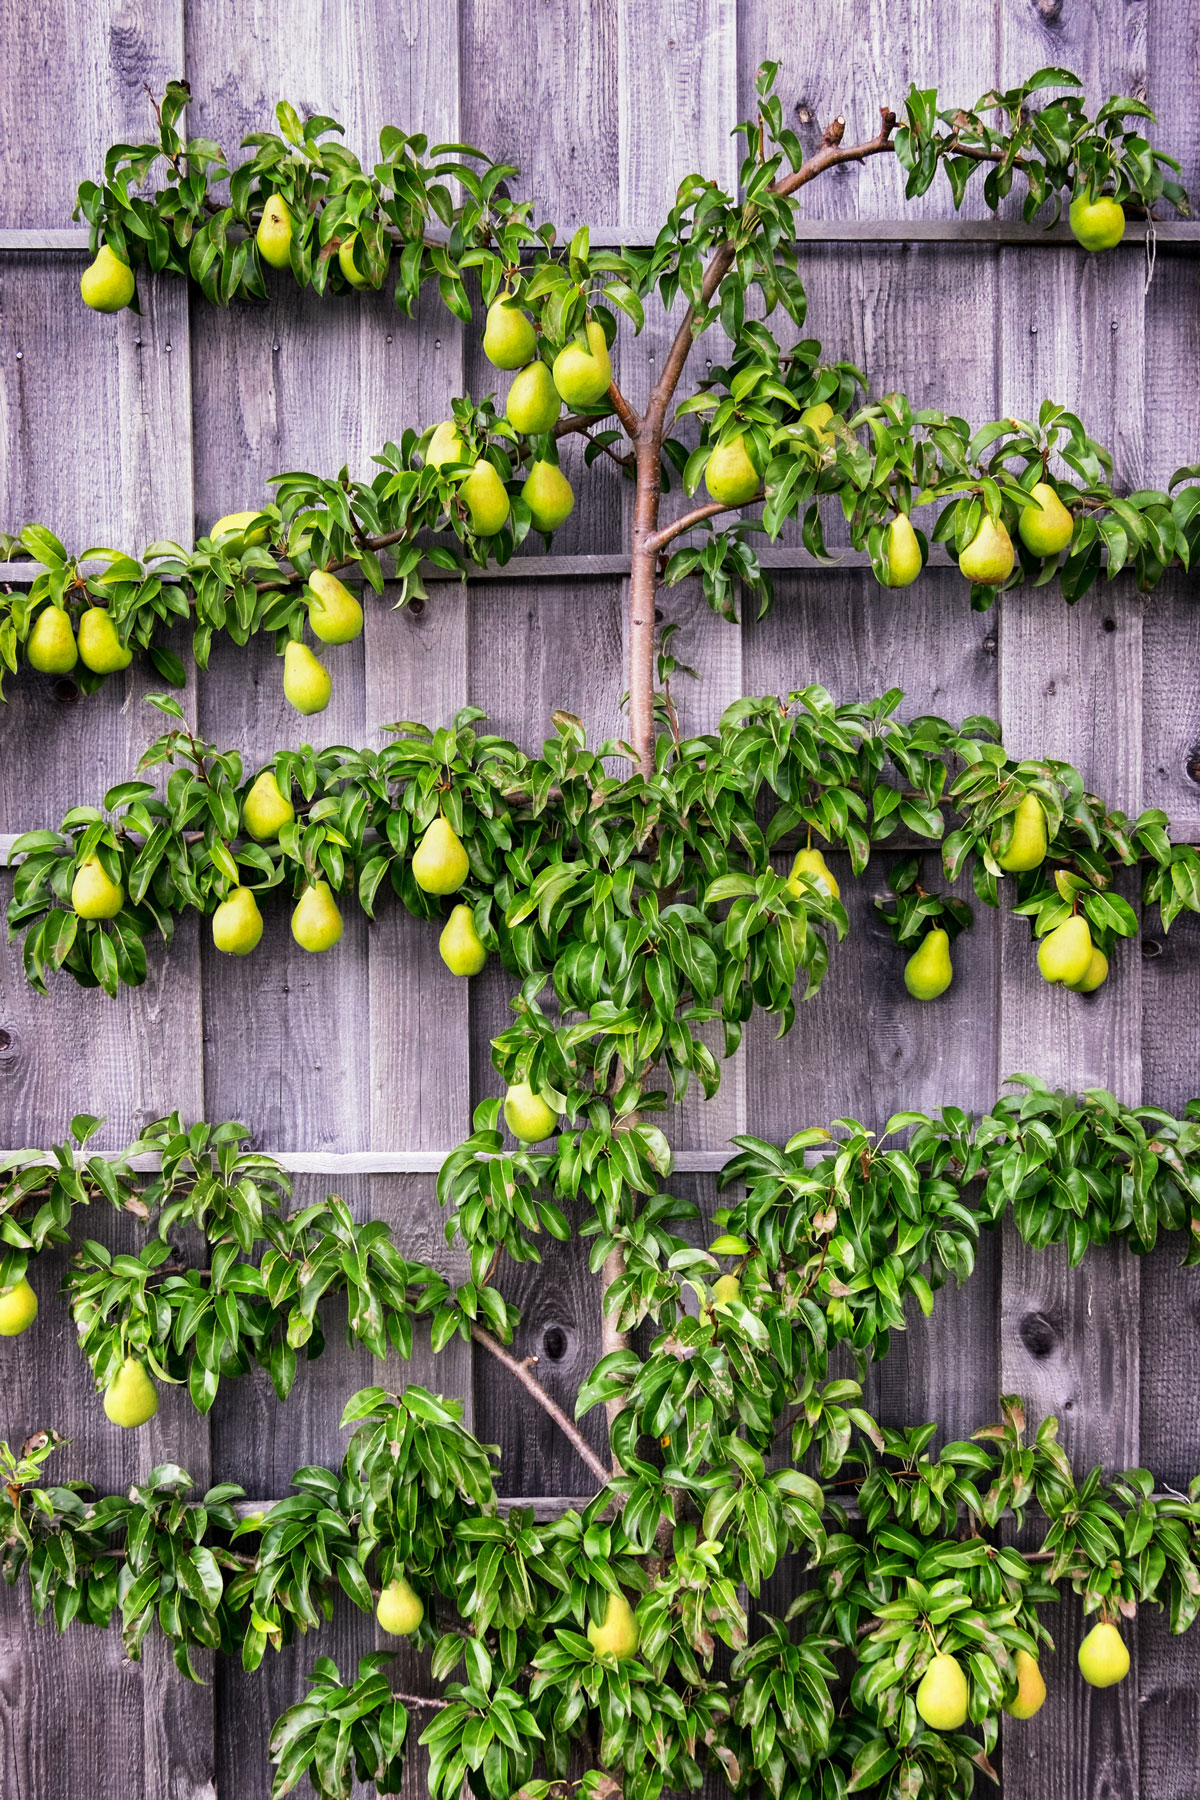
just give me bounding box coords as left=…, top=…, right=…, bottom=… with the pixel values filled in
left=916, top=1652, right=969, bottom=1731
left=26, top=606, right=78, bottom=674
left=291, top=881, right=343, bottom=953
left=1069, top=195, right=1126, bottom=253
left=426, top=420, right=466, bottom=469
left=1003, top=1649, right=1047, bottom=1720
left=1077, top=1620, right=1129, bottom=1687
left=439, top=903, right=487, bottom=976
left=0, top=1278, right=38, bottom=1336
left=587, top=1591, right=640, bottom=1660
left=104, top=1357, right=158, bottom=1428
left=552, top=320, right=612, bottom=407
left=704, top=435, right=761, bottom=508
left=243, top=769, right=295, bottom=841
left=283, top=641, right=332, bottom=715
left=522, top=460, right=575, bottom=533
left=882, top=514, right=923, bottom=588
left=71, top=854, right=123, bottom=920
left=211, top=509, right=270, bottom=550
left=905, top=928, right=953, bottom=1001
left=77, top=607, right=133, bottom=674
left=338, top=233, right=375, bottom=289
left=503, top=1081, right=558, bottom=1143
left=80, top=243, right=135, bottom=312
left=994, top=793, right=1048, bottom=873
left=1018, top=481, right=1074, bottom=557
left=412, top=818, right=469, bottom=894
left=306, top=570, right=364, bottom=644
left=506, top=359, right=561, bottom=434
left=1037, top=915, right=1093, bottom=987
left=712, top=1274, right=741, bottom=1309
left=212, top=886, right=264, bottom=956
left=1065, top=946, right=1109, bottom=994
left=461, top=460, right=510, bottom=536
left=958, top=514, right=1015, bottom=585
left=799, top=401, right=836, bottom=444
left=483, top=297, right=537, bottom=370
left=376, top=1574, right=424, bottom=1636
left=787, top=847, right=840, bottom=903
left=256, top=193, right=293, bottom=269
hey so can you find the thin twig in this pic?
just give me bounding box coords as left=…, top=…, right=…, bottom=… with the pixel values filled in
left=470, top=1323, right=610, bottom=1487
left=643, top=492, right=765, bottom=555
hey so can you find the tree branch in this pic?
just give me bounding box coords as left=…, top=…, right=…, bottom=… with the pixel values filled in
left=643, top=492, right=765, bottom=555
left=470, top=1323, right=611, bottom=1488
left=606, top=380, right=642, bottom=439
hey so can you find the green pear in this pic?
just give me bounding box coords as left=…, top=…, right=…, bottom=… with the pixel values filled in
left=439, top=903, right=487, bottom=976
left=915, top=1652, right=969, bottom=1731
left=1077, top=1620, right=1129, bottom=1687
left=1037, top=915, right=1093, bottom=986
left=1065, top=946, right=1109, bottom=994
left=306, top=570, right=364, bottom=644
left=994, top=793, right=1048, bottom=873
left=337, top=234, right=375, bottom=289
left=460, top=460, right=510, bottom=536
left=77, top=608, right=132, bottom=674
left=211, top=509, right=270, bottom=550
left=104, top=1358, right=158, bottom=1428
left=291, top=881, right=343, bottom=952
left=712, top=1274, right=741, bottom=1310
left=256, top=193, right=293, bottom=269
left=413, top=818, right=469, bottom=894
left=787, top=847, right=840, bottom=903
left=72, top=854, right=123, bottom=920
left=376, top=1575, right=424, bottom=1636
left=243, top=769, right=295, bottom=841
left=26, top=606, right=78, bottom=674
left=704, top=435, right=760, bottom=507
left=504, top=1081, right=558, bottom=1143
left=80, top=243, right=135, bottom=312
left=1018, top=481, right=1074, bottom=557
left=212, top=886, right=264, bottom=956
left=483, top=297, right=537, bottom=369
left=905, top=928, right=953, bottom=1001
left=587, top=1592, right=639, bottom=1660
left=552, top=321, right=612, bottom=407
left=1003, top=1649, right=1047, bottom=1720
left=522, top=460, right=575, bottom=533
left=426, top=420, right=466, bottom=468
left=506, top=360, right=561, bottom=434
left=799, top=401, right=836, bottom=444
left=958, top=514, right=1014, bottom=585
left=283, top=641, right=332, bottom=715
left=881, top=513, right=923, bottom=587
left=1069, top=195, right=1125, bottom=253
left=0, top=1278, right=38, bottom=1336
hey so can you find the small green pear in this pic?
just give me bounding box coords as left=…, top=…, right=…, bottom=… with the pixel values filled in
left=587, top=1591, right=640, bottom=1660
left=376, top=1575, right=424, bottom=1636
left=881, top=514, right=923, bottom=588
left=1065, top=946, right=1109, bottom=994
left=1037, top=915, right=1093, bottom=986
left=104, top=1358, right=158, bottom=1428
left=1069, top=195, right=1125, bottom=253
left=483, top=297, right=537, bottom=370
left=80, top=243, right=135, bottom=312
left=522, top=460, right=575, bottom=533
left=26, top=607, right=78, bottom=674
left=77, top=608, right=133, bottom=674
left=503, top=1081, right=558, bottom=1143
left=283, top=641, right=332, bottom=716
left=338, top=233, right=375, bottom=289
left=704, top=435, right=761, bottom=507
left=915, top=1652, right=969, bottom=1731
left=1003, top=1649, right=1047, bottom=1720
left=0, top=1278, right=38, bottom=1336
left=460, top=460, right=510, bottom=536
left=552, top=321, right=612, bottom=407
left=1077, top=1620, right=1129, bottom=1687
left=413, top=818, right=469, bottom=894
left=291, top=881, right=343, bottom=952
left=506, top=360, right=561, bottom=434
left=905, top=928, right=953, bottom=1001
left=426, top=420, right=466, bottom=468
left=1018, top=481, right=1074, bottom=557
left=994, top=793, right=1048, bottom=873
left=306, top=570, right=364, bottom=644
left=439, top=903, right=487, bottom=976
left=798, top=401, right=836, bottom=444
left=256, top=193, right=293, bottom=269
left=71, top=854, right=124, bottom=920
left=212, top=886, right=264, bottom=956
left=787, top=847, right=840, bottom=903
left=242, top=769, right=295, bottom=841
left=712, top=1274, right=741, bottom=1310
left=211, top=509, right=270, bottom=550
left=958, top=514, right=1015, bottom=585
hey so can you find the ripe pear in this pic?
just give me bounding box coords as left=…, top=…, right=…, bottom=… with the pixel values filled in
left=1003, top=1649, right=1047, bottom=1720
left=552, top=320, right=612, bottom=407
left=283, top=641, right=332, bottom=715
left=1037, top=915, right=1093, bottom=987
left=306, top=570, right=364, bottom=644
left=376, top=1574, right=424, bottom=1636
left=959, top=514, right=1015, bottom=585
left=522, top=460, right=575, bottom=533
left=426, top=420, right=466, bottom=468
left=104, top=1357, right=158, bottom=1428
left=439, top=903, right=487, bottom=976
left=1065, top=946, right=1109, bottom=994
left=916, top=1652, right=969, bottom=1731
left=26, top=606, right=78, bottom=674
left=994, top=793, right=1048, bottom=873
left=704, top=435, right=760, bottom=507
left=256, top=193, right=293, bottom=269
left=0, top=1278, right=38, bottom=1336
left=1069, top=195, right=1125, bottom=253
left=243, top=769, right=295, bottom=841
left=503, top=1081, right=558, bottom=1143
left=211, top=509, right=270, bottom=550
left=80, top=243, right=135, bottom=312
left=905, top=928, right=953, bottom=1001
left=787, top=847, right=840, bottom=903
left=712, top=1274, right=741, bottom=1309
left=291, top=881, right=343, bottom=953
left=1018, top=481, right=1074, bottom=557
left=71, top=854, right=124, bottom=920
left=412, top=818, right=469, bottom=894
left=461, top=460, right=511, bottom=536
left=586, top=1591, right=639, bottom=1660
left=882, top=514, right=923, bottom=588
left=483, top=297, right=537, bottom=370
left=799, top=401, right=836, bottom=444
left=1077, top=1620, right=1129, bottom=1687
left=77, top=607, right=133, bottom=674
left=506, top=359, right=561, bottom=434
left=337, top=233, right=375, bottom=289
left=212, top=886, right=264, bottom=956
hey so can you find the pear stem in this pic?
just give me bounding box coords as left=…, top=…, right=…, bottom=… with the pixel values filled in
left=470, top=1323, right=610, bottom=1488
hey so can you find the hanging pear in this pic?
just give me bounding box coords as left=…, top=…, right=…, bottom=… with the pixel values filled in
left=283, top=641, right=332, bottom=715
left=71, top=855, right=124, bottom=920
left=1017, top=482, right=1074, bottom=557
left=522, top=460, right=575, bottom=533
left=881, top=514, right=923, bottom=587
left=1037, top=915, right=1093, bottom=986
left=242, top=769, right=294, bottom=841
left=915, top=1652, right=969, bottom=1731
left=0, top=1278, right=38, bottom=1336
left=80, top=243, right=135, bottom=312
left=712, top=1274, right=741, bottom=1309
left=552, top=321, right=612, bottom=407
left=337, top=233, right=375, bottom=289
left=306, top=570, right=364, bottom=644
left=439, top=904, right=487, bottom=975
left=506, top=360, right=561, bottom=434
left=412, top=818, right=469, bottom=894
left=798, top=401, right=836, bottom=444
left=586, top=1591, right=640, bottom=1660
left=256, top=193, right=293, bottom=269
left=1077, top=1621, right=1129, bottom=1687
left=904, top=928, right=953, bottom=1000
left=77, top=608, right=132, bottom=674
left=1064, top=946, right=1108, bottom=993
left=787, top=846, right=840, bottom=903
left=26, top=607, right=78, bottom=674
left=704, top=435, right=760, bottom=507
left=291, top=882, right=343, bottom=952
left=104, top=1358, right=158, bottom=1428
left=503, top=1081, right=557, bottom=1143
left=958, top=514, right=1014, bottom=584
left=212, top=887, right=264, bottom=956
left=994, top=794, right=1048, bottom=873
left=426, top=420, right=466, bottom=468
left=376, top=1575, right=424, bottom=1636
left=211, top=510, right=270, bottom=550
left=1003, top=1650, right=1047, bottom=1720
left=1069, top=194, right=1125, bottom=252
left=460, top=460, right=510, bottom=535
left=483, top=297, right=537, bottom=369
